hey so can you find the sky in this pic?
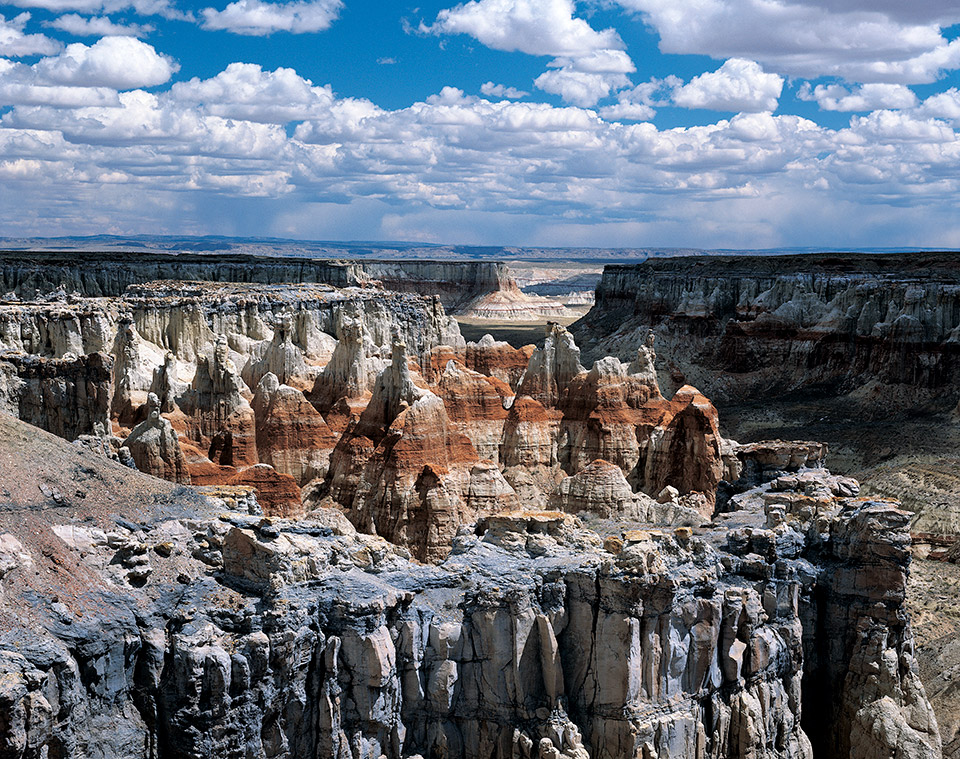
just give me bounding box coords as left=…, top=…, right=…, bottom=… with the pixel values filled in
left=1, top=0, right=959, bottom=248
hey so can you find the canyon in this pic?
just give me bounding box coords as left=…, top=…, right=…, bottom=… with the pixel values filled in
left=0, top=250, right=950, bottom=758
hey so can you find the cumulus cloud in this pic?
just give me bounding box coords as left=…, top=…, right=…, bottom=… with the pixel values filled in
left=7, top=0, right=187, bottom=20
left=673, top=58, right=783, bottom=112
left=0, top=58, right=121, bottom=106
left=424, top=0, right=634, bottom=106
left=798, top=82, right=918, bottom=111
left=615, top=0, right=960, bottom=84
left=598, top=76, right=677, bottom=121
left=200, top=0, right=342, bottom=35
left=920, top=88, right=960, bottom=124
left=480, top=81, right=528, bottom=99
left=0, top=11, right=63, bottom=57
left=46, top=13, right=154, bottom=37
left=170, top=62, right=338, bottom=122
left=31, top=36, right=177, bottom=89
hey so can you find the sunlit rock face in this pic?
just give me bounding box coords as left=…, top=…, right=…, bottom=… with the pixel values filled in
left=253, top=373, right=337, bottom=487
left=0, top=257, right=945, bottom=759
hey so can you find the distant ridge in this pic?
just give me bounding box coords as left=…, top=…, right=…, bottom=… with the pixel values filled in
left=2, top=234, right=954, bottom=263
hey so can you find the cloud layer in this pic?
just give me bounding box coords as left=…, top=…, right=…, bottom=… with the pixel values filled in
left=1, top=0, right=960, bottom=246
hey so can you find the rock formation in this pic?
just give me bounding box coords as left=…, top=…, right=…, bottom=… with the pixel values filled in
left=0, top=351, right=113, bottom=440
left=179, top=335, right=258, bottom=468
left=0, top=413, right=942, bottom=759
left=0, top=254, right=949, bottom=759
left=253, top=372, right=337, bottom=486
left=243, top=311, right=310, bottom=390
left=227, top=463, right=303, bottom=518
left=328, top=338, right=487, bottom=561
left=111, top=313, right=165, bottom=425
left=517, top=322, right=586, bottom=407
left=574, top=252, right=960, bottom=406
left=551, top=458, right=653, bottom=519
left=122, top=392, right=190, bottom=484
left=309, top=309, right=385, bottom=413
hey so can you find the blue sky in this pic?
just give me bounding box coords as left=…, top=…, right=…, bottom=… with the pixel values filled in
left=1, top=0, right=960, bottom=247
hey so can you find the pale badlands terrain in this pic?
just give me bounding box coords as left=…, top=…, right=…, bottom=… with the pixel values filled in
left=0, top=250, right=956, bottom=758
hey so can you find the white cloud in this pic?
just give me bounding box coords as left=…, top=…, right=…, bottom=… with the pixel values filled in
left=46, top=13, right=154, bottom=37
left=424, top=0, right=634, bottom=106
left=920, top=88, right=960, bottom=124
left=1, top=52, right=960, bottom=248
left=0, top=11, right=63, bottom=57
left=0, top=58, right=121, bottom=105
left=424, top=0, right=622, bottom=58
left=798, top=82, right=918, bottom=111
left=615, top=0, right=960, bottom=84
left=598, top=76, right=678, bottom=121
left=481, top=81, right=528, bottom=99
left=200, top=0, right=342, bottom=35
left=32, top=36, right=177, bottom=89
left=673, top=58, right=783, bottom=112
left=7, top=0, right=186, bottom=20
left=170, top=62, right=337, bottom=122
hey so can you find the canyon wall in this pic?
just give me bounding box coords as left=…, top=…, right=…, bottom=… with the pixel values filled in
left=573, top=253, right=960, bottom=406
left=0, top=252, right=515, bottom=314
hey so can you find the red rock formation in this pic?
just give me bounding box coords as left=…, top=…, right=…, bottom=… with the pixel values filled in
left=642, top=385, right=724, bottom=513
left=327, top=339, right=516, bottom=561
left=434, top=360, right=512, bottom=463
left=180, top=441, right=237, bottom=486
left=516, top=322, right=585, bottom=407
left=227, top=464, right=303, bottom=518
left=253, top=373, right=337, bottom=486
left=421, top=336, right=534, bottom=389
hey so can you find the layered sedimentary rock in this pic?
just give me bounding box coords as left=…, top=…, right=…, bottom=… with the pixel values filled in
left=242, top=312, right=309, bottom=389
left=253, top=372, right=337, bottom=486
left=0, top=351, right=113, bottom=439
left=421, top=335, right=534, bottom=389
left=1, top=251, right=521, bottom=315
left=111, top=314, right=166, bottom=425
left=574, top=252, right=960, bottom=404
left=551, top=459, right=653, bottom=519
left=178, top=335, right=259, bottom=468
left=0, top=413, right=941, bottom=759
left=327, top=340, right=488, bottom=562
left=122, top=392, right=190, bottom=484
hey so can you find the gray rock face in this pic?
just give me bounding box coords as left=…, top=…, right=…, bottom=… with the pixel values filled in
left=0, top=351, right=113, bottom=440
left=0, top=454, right=942, bottom=759
left=0, top=251, right=510, bottom=314
left=574, top=253, right=960, bottom=406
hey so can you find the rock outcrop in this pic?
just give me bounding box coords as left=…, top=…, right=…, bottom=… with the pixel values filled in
left=328, top=339, right=488, bottom=561
left=0, top=415, right=942, bottom=759
left=0, top=351, right=113, bottom=440
left=178, top=335, right=258, bottom=468
left=122, top=392, right=190, bottom=484
left=574, top=252, right=960, bottom=407
left=253, top=372, right=337, bottom=486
